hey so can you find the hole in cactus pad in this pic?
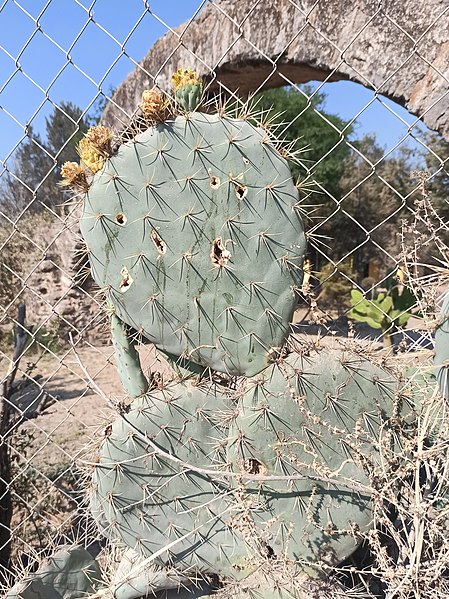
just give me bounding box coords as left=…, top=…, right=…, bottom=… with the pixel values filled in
left=235, top=184, right=248, bottom=200
left=151, top=230, right=166, bottom=255
left=119, top=267, right=133, bottom=292
left=210, top=237, right=231, bottom=267
left=262, top=544, right=275, bottom=559
left=210, top=175, right=220, bottom=189
left=243, top=458, right=266, bottom=475
left=115, top=212, right=127, bottom=225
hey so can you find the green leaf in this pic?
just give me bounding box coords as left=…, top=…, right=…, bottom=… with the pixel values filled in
left=378, top=294, right=393, bottom=313
left=350, top=289, right=364, bottom=304
left=397, top=312, right=412, bottom=327
left=364, top=317, right=383, bottom=329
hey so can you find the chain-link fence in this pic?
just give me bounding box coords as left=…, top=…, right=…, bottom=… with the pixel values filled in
left=1, top=1, right=449, bottom=597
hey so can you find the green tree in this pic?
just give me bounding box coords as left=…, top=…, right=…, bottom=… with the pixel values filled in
left=254, top=88, right=415, bottom=282
left=1, top=102, right=88, bottom=216
left=2, top=128, right=53, bottom=215
left=315, top=135, right=414, bottom=280
left=254, top=87, right=355, bottom=278
left=255, top=86, right=351, bottom=201
left=45, top=101, right=87, bottom=166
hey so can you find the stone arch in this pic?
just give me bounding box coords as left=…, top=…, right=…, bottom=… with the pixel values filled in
left=103, top=0, right=449, bottom=141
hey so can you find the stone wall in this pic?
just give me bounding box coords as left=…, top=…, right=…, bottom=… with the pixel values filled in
left=103, top=0, right=449, bottom=141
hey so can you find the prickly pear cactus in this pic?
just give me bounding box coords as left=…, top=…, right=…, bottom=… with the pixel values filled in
left=349, top=269, right=419, bottom=346
left=90, top=378, right=252, bottom=578
left=78, top=83, right=306, bottom=376
left=91, top=346, right=407, bottom=580
left=64, top=70, right=415, bottom=597
left=6, top=545, right=103, bottom=599
left=228, top=347, right=406, bottom=569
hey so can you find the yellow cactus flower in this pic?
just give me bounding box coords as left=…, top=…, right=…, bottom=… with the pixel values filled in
left=78, top=137, right=105, bottom=173
left=60, top=161, right=88, bottom=190
left=171, top=68, right=201, bottom=91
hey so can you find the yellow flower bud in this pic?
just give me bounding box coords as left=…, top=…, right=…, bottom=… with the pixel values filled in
left=140, top=88, right=169, bottom=122
left=60, top=161, right=88, bottom=191
left=78, top=137, right=105, bottom=173
left=171, top=68, right=201, bottom=91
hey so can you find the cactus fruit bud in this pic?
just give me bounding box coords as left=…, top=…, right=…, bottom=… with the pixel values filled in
left=172, top=68, right=203, bottom=112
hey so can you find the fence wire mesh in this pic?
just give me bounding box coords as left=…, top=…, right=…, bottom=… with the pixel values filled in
left=1, top=0, right=449, bottom=597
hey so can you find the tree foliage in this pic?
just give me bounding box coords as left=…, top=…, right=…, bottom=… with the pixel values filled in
left=327, top=135, right=414, bottom=274
left=255, top=86, right=351, bottom=201
left=1, top=102, right=89, bottom=216
left=256, top=87, right=416, bottom=281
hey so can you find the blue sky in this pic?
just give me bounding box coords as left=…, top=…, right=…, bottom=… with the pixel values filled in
left=0, top=0, right=431, bottom=164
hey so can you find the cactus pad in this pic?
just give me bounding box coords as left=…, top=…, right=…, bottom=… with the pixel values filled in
left=90, top=380, right=253, bottom=577
left=6, top=545, right=103, bottom=599
left=91, top=347, right=408, bottom=579
left=435, top=291, right=449, bottom=399
left=80, top=112, right=306, bottom=376
left=110, top=312, right=148, bottom=397
left=227, top=347, right=406, bottom=570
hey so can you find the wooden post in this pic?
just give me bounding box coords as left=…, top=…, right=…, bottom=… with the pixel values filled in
left=0, top=304, right=27, bottom=584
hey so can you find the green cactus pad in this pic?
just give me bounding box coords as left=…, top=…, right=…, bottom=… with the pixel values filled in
left=435, top=291, right=449, bottom=399
left=227, top=347, right=407, bottom=570
left=110, top=313, right=149, bottom=397
left=6, top=545, right=103, bottom=599
left=80, top=112, right=306, bottom=376
left=91, top=348, right=412, bottom=579
left=90, top=380, right=253, bottom=577
left=111, top=548, right=193, bottom=599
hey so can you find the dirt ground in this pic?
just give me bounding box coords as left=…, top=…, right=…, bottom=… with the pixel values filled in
left=8, top=342, right=176, bottom=476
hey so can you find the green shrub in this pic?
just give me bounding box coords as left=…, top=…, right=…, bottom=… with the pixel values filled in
left=316, top=261, right=357, bottom=312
